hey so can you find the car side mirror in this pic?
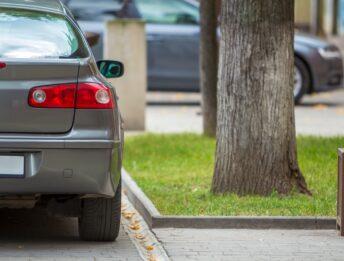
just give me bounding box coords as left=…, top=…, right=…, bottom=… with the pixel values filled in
left=97, top=60, right=124, bottom=78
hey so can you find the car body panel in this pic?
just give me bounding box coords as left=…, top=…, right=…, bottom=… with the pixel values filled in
left=294, top=37, right=343, bottom=93
left=0, top=60, right=79, bottom=133
left=0, top=148, right=117, bottom=197
left=147, top=24, right=200, bottom=90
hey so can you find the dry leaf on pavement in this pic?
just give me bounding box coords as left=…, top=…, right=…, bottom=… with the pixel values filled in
left=146, top=245, right=154, bottom=251
left=135, top=233, right=145, bottom=240
left=130, top=223, right=141, bottom=230
left=123, top=211, right=135, bottom=219
left=313, top=104, right=328, bottom=110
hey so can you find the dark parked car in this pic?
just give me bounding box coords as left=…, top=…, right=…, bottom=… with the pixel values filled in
left=64, top=0, right=343, bottom=103
left=0, top=0, right=124, bottom=241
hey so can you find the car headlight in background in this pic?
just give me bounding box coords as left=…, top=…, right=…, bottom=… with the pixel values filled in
left=318, top=45, right=342, bottom=59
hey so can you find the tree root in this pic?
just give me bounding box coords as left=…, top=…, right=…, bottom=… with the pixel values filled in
left=292, top=168, right=312, bottom=196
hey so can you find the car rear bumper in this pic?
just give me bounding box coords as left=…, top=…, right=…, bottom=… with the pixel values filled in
left=0, top=140, right=121, bottom=198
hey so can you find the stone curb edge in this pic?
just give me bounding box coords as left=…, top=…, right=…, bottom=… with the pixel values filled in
left=122, top=169, right=336, bottom=230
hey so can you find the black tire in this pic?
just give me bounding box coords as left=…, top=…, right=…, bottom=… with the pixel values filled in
left=294, top=57, right=310, bottom=104
left=79, top=182, right=121, bottom=242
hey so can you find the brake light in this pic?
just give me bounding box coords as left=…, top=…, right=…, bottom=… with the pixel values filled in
left=29, top=84, right=76, bottom=108
left=76, top=83, right=114, bottom=109
left=28, top=83, right=114, bottom=109
left=0, top=62, right=6, bottom=69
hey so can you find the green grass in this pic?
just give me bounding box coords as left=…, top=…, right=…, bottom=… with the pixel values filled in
left=124, top=134, right=344, bottom=216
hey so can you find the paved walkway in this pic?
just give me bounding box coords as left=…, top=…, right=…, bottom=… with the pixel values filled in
left=0, top=208, right=141, bottom=260
left=154, top=228, right=344, bottom=261
left=146, top=89, right=344, bottom=136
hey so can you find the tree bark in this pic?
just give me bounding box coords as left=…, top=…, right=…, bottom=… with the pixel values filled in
left=200, top=0, right=218, bottom=137
left=212, top=0, right=311, bottom=196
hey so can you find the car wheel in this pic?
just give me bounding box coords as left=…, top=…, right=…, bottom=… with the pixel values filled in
left=294, top=57, right=310, bottom=104
left=79, top=182, right=121, bottom=242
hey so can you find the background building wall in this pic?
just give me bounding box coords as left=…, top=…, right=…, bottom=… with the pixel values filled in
left=295, top=0, right=312, bottom=31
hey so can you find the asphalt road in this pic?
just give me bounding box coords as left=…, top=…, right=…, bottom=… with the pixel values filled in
left=0, top=208, right=141, bottom=260
left=146, top=89, right=344, bottom=136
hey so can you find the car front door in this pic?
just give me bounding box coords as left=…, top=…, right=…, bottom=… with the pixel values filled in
left=135, top=0, right=200, bottom=91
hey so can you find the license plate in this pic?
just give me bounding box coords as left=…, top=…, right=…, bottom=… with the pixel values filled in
left=0, top=156, right=24, bottom=177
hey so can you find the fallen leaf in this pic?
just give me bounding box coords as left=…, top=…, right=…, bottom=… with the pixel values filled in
left=146, top=245, right=154, bottom=251
left=130, top=224, right=141, bottom=230
left=135, top=233, right=145, bottom=240
left=123, top=212, right=135, bottom=219
left=313, top=104, right=328, bottom=110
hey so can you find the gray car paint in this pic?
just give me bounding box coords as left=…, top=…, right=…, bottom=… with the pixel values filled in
left=147, top=23, right=200, bottom=90
left=0, top=0, right=122, bottom=198
left=0, top=60, right=79, bottom=133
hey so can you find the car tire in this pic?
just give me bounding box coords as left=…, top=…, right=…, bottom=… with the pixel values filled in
left=78, top=182, right=121, bottom=242
left=294, top=57, right=310, bottom=104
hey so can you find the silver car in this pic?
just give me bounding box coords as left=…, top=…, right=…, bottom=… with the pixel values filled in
left=0, top=0, right=124, bottom=241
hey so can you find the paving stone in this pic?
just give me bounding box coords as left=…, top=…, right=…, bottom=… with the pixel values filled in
left=154, top=228, right=344, bottom=260
left=0, top=209, right=141, bottom=260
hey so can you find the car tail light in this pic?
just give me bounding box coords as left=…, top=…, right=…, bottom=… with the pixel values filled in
left=29, top=83, right=114, bottom=109
left=76, top=83, right=114, bottom=109
left=29, top=84, right=76, bottom=108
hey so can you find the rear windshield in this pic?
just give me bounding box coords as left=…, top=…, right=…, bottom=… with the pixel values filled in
left=0, top=8, right=88, bottom=59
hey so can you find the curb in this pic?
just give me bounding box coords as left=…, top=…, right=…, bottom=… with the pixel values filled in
left=122, top=169, right=336, bottom=230
left=121, top=195, right=170, bottom=261
left=122, top=169, right=160, bottom=228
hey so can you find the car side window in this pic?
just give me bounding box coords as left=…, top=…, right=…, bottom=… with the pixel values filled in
left=135, top=0, right=199, bottom=25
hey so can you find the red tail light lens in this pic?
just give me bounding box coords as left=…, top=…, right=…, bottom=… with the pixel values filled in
left=76, top=83, right=114, bottom=109
left=28, top=84, right=76, bottom=108
left=28, top=83, right=114, bottom=109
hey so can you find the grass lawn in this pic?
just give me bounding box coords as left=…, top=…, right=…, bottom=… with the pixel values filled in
left=124, top=134, right=343, bottom=216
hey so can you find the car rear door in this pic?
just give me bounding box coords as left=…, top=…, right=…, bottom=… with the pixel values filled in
left=135, top=0, right=200, bottom=91
left=147, top=23, right=200, bottom=91
left=0, top=60, right=79, bottom=133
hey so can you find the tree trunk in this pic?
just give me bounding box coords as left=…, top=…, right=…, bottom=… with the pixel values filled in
left=212, top=0, right=311, bottom=196
left=200, top=0, right=218, bottom=137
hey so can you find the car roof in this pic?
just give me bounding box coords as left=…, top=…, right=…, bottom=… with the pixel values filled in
left=0, top=0, right=66, bottom=15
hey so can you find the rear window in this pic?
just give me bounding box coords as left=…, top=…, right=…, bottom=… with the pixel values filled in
left=0, top=8, right=88, bottom=59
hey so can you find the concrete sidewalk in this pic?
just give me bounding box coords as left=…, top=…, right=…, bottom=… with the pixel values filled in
left=154, top=228, right=344, bottom=261
left=145, top=89, right=344, bottom=136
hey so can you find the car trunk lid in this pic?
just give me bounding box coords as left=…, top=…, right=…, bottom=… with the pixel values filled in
left=0, top=60, right=79, bottom=134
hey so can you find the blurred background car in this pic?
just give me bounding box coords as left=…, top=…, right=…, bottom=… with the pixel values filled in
left=63, top=0, right=344, bottom=103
